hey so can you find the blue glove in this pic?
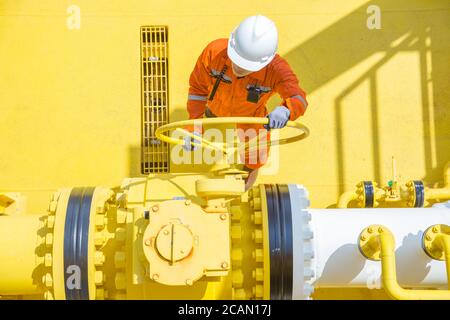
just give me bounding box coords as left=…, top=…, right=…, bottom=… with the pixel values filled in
left=183, top=131, right=201, bottom=151
left=265, top=106, right=291, bottom=129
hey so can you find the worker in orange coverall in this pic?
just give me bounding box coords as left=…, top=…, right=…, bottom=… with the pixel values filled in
left=184, top=15, right=308, bottom=190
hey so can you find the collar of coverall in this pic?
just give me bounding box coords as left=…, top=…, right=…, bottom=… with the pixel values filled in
left=221, top=49, right=267, bottom=82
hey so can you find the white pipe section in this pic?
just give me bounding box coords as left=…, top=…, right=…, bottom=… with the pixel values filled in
left=288, top=185, right=450, bottom=299
left=310, top=208, right=449, bottom=289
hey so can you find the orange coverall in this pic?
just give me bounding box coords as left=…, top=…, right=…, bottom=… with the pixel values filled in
left=187, top=38, right=308, bottom=169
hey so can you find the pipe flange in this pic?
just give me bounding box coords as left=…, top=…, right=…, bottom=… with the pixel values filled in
left=250, top=185, right=265, bottom=300
left=288, top=184, right=315, bottom=300
left=356, top=181, right=375, bottom=208
left=358, top=224, right=392, bottom=261
left=422, top=224, right=450, bottom=261
left=406, top=180, right=425, bottom=208
left=231, top=185, right=263, bottom=300
left=40, top=190, right=61, bottom=300
left=92, top=188, right=116, bottom=300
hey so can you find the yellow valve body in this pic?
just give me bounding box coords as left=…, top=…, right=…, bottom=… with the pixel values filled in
left=0, top=174, right=275, bottom=300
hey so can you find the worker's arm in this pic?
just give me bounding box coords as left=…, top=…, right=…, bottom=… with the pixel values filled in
left=272, top=57, right=308, bottom=121
left=187, top=45, right=212, bottom=120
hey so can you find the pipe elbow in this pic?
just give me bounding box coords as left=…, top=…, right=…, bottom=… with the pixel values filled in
left=382, top=279, right=409, bottom=300
left=337, top=191, right=358, bottom=208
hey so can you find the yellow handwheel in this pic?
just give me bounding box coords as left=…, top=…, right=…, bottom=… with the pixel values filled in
left=155, top=117, right=309, bottom=154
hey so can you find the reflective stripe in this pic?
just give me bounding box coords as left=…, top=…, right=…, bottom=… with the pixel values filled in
left=210, top=69, right=232, bottom=83
left=188, top=94, right=208, bottom=101
left=246, top=84, right=272, bottom=93
left=291, top=95, right=308, bottom=108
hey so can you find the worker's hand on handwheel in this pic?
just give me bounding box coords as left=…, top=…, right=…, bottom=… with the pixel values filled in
left=265, top=106, right=291, bottom=129
left=183, top=131, right=202, bottom=151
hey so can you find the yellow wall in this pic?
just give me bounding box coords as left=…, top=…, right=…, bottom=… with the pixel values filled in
left=0, top=0, right=449, bottom=209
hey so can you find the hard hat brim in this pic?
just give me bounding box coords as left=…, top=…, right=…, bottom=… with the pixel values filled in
left=227, top=37, right=274, bottom=72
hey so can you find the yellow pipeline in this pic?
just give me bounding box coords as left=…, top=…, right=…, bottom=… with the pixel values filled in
left=338, top=161, right=450, bottom=208
left=426, top=188, right=450, bottom=202
left=424, top=163, right=450, bottom=203
left=423, top=224, right=450, bottom=289
left=436, top=233, right=450, bottom=289
left=0, top=215, right=45, bottom=295
left=359, top=225, right=450, bottom=300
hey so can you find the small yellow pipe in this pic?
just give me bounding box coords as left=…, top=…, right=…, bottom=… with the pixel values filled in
left=423, top=162, right=450, bottom=203
left=434, top=233, right=450, bottom=289
left=337, top=191, right=358, bottom=208
left=426, top=187, right=450, bottom=201
left=362, top=226, right=450, bottom=300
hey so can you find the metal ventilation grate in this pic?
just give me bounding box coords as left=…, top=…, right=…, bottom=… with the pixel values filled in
left=140, top=26, right=170, bottom=174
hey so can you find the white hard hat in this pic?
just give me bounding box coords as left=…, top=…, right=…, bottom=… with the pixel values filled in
left=227, top=15, right=278, bottom=72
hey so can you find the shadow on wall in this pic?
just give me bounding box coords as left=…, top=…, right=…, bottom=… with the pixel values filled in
left=395, top=232, right=431, bottom=285
left=282, top=0, right=450, bottom=197
left=128, top=145, right=142, bottom=177
left=315, top=233, right=433, bottom=287
left=315, top=243, right=366, bottom=285
left=134, top=1, right=449, bottom=186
